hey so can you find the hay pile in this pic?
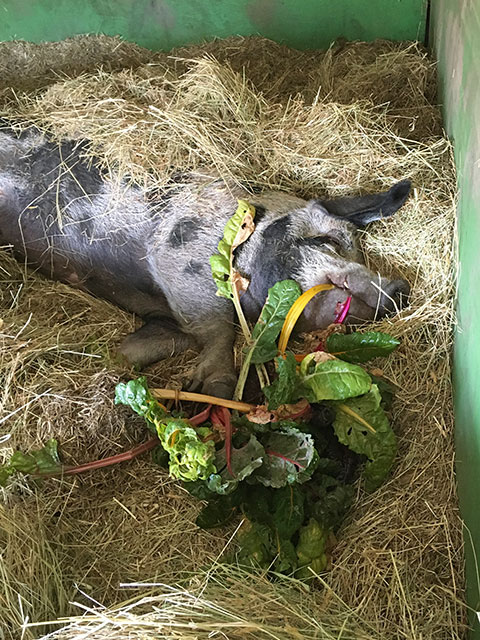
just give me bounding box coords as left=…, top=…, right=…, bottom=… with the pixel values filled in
left=0, top=35, right=466, bottom=639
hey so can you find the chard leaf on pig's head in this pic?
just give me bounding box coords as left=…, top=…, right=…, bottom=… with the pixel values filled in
left=210, top=199, right=255, bottom=301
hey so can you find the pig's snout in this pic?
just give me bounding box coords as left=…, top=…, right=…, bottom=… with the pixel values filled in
left=379, top=278, right=410, bottom=315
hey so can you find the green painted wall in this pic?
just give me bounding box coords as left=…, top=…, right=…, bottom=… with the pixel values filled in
left=431, top=1, right=480, bottom=638
left=0, top=0, right=426, bottom=51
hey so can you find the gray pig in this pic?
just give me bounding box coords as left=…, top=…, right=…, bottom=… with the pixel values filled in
left=0, top=126, right=410, bottom=398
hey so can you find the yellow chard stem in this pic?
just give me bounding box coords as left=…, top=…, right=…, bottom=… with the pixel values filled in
left=151, top=388, right=254, bottom=412
left=278, top=284, right=335, bottom=355
left=337, top=404, right=376, bottom=433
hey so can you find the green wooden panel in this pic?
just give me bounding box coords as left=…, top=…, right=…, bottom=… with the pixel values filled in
left=431, top=1, right=480, bottom=638
left=0, top=0, right=426, bottom=51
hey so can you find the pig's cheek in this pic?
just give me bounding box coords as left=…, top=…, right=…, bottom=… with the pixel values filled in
left=344, top=296, right=377, bottom=324
left=294, top=293, right=339, bottom=332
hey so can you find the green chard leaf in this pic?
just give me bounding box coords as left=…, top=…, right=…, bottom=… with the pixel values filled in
left=332, top=385, right=397, bottom=491
left=1, top=439, right=62, bottom=486
left=242, top=484, right=305, bottom=540
left=241, top=484, right=272, bottom=524
left=209, top=254, right=232, bottom=299
left=115, top=376, right=154, bottom=414
left=161, top=420, right=216, bottom=482
left=250, top=280, right=302, bottom=364
left=295, top=554, right=328, bottom=581
left=0, top=467, right=12, bottom=487
left=370, top=374, right=395, bottom=410
left=151, top=445, right=169, bottom=468
left=195, top=487, right=245, bottom=529
left=196, top=500, right=237, bottom=529
left=295, top=517, right=329, bottom=580
left=10, top=438, right=61, bottom=476
left=326, top=331, right=400, bottom=363
left=299, top=355, right=372, bottom=401
left=304, top=474, right=355, bottom=530
left=270, top=485, right=305, bottom=539
left=183, top=479, right=217, bottom=501
left=115, top=376, right=167, bottom=433
left=116, top=378, right=216, bottom=483
left=272, top=537, right=298, bottom=573
left=251, top=427, right=317, bottom=488
left=207, top=435, right=264, bottom=495
left=240, top=485, right=304, bottom=572
left=236, top=521, right=274, bottom=568
left=263, top=352, right=301, bottom=409
left=210, top=201, right=255, bottom=300
left=296, top=517, right=328, bottom=562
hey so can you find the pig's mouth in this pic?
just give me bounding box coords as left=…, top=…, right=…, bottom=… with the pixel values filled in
left=325, top=274, right=411, bottom=320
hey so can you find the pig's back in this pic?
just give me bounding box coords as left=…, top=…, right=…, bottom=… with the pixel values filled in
left=0, top=131, right=169, bottom=315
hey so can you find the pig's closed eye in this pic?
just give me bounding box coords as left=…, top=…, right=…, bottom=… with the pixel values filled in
left=302, top=236, right=343, bottom=252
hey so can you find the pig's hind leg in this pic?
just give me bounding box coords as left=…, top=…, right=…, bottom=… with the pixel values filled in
left=120, top=317, right=237, bottom=399
left=119, top=317, right=197, bottom=368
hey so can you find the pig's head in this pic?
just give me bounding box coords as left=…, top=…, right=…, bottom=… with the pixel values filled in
left=236, top=180, right=411, bottom=331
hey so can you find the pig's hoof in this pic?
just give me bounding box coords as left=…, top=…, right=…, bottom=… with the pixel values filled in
left=203, top=378, right=236, bottom=400
left=188, top=373, right=237, bottom=400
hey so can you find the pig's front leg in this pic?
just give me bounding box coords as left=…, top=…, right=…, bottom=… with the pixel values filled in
left=150, top=229, right=239, bottom=398
left=186, top=316, right=237, bottom=399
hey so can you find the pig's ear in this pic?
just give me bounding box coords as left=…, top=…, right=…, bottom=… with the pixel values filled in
left=316, top=180, right=411, bottom=227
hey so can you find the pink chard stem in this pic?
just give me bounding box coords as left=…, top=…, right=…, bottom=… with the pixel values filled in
left=334, top=295, right=352, bottom=324
left=265, top=450, right=305, bottom=469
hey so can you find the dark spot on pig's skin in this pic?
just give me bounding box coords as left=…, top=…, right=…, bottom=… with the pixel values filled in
left=168, top=217, right=199, bottom=248
left=28, top=139, right=104, bottom=199
left=262, top=215, right=291, bottom=242
left=241, top=216, right=300, bottom=320
left=183, top=261, right=204, bottom=276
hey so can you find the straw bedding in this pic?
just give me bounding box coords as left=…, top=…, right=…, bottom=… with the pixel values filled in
left=0, top=35, right=467, bottom=639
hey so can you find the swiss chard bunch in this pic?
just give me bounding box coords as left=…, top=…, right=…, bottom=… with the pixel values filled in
left=173, top=282, right=399, bottom=577
left=115, top=378, right=216, bottom=482
left=206, top=201, right=400, bottom=576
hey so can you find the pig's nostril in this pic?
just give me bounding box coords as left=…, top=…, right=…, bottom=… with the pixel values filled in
left=381, top=279, right=410, bottom=312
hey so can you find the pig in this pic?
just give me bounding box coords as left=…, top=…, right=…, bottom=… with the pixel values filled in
left=0, top=124, right=411, bottom=398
